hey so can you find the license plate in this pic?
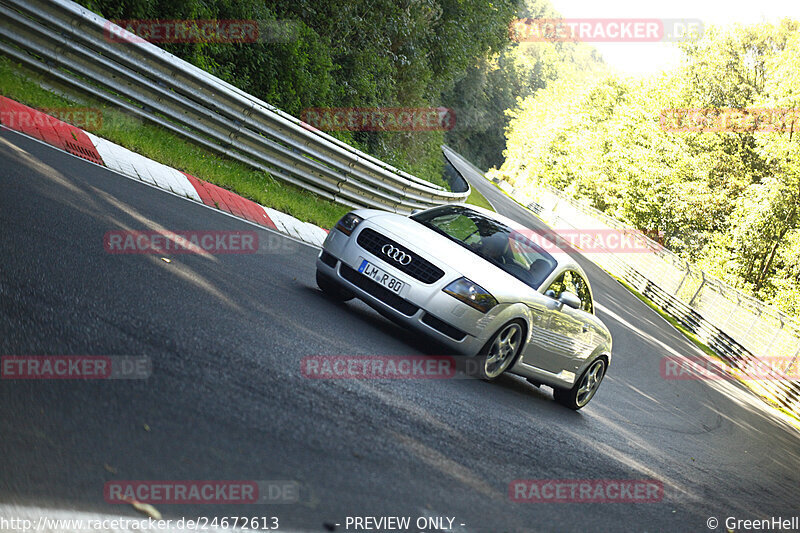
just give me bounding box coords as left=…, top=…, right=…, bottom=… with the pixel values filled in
left=358, top=259, right=405, bottom=295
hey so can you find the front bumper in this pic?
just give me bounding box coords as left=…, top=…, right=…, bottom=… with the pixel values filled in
left=316, top=225, right=497, bottom=356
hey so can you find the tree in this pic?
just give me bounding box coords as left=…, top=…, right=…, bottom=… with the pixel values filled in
left=492, top=20, right=800, bottom=318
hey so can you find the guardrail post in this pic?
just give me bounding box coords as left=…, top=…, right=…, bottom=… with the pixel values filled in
left=763, top=318, right=784, bottom=355
left=790, top=343, right=800, bottom=370
left=674, top=265, right=691, bottom=296
left=688, top=270, right=706, bottom=306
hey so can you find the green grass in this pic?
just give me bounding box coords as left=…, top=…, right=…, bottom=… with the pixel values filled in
left=0, top=56, right=351, bottom=228
left=465, top=186, right=495, bottom=212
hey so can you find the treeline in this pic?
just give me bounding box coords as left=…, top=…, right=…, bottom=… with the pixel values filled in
left=78, top=0, right=524, bottom=186
left=77, top=0, right=598, bottom=186
left=441, top=0, right=606, bottom=169
left=493, top=21, right=800, bottom=317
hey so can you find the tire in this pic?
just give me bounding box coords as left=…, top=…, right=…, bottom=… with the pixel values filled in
left=475, top=320, right=525, bottom=381
left=553, top=357, right=607, bottom=410
left=316, top=270, right=354, bottom=302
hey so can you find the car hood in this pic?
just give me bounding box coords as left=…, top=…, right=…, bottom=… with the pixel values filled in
left=364, top=211, right=538, bottom=297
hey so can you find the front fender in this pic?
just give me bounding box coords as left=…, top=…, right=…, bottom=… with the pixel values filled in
left=470, top=302, right=534, bottom=354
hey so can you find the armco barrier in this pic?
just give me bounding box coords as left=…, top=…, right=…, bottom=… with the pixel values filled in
left=0, top=0, right=468, bottom=213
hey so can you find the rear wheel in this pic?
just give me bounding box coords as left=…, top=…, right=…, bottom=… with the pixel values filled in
left=316, top=270, right=354, bottom=302
left=553, top=357, right=606, bottom=410
left=476, top=320, right=525, bottom=381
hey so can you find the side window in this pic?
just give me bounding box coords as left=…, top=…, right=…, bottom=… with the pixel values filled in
left=546, top=270, right=577, bottom=296
left=545, top=270, right=594, bottom=314
left=545, top=272, right=566, bottom=296
left=571, top=272, right=594, bottom=314
left=561, top=271, right=578, bottom=297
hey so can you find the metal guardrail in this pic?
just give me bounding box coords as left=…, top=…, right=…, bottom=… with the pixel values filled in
left=0, top=0, right=469, bottom=213
left=441, top=146, right=470, bottom=194
left=508, top=181, right=800, bottom=413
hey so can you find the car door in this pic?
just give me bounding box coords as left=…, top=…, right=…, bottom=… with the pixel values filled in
left=518, top=270, right=596, bottom=377
left=558, top=270, right=606, bottom=371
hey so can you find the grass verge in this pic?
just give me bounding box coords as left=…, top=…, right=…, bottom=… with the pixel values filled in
left=465, top=186, right=494, bottom=212
left=0, top=55, right=386, bottom=228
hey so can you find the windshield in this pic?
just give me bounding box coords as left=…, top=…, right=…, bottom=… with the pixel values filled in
left=412, top=205, right=557, bottom=289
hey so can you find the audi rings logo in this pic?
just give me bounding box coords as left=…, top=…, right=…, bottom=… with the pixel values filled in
left=382, top=244, right=412, bottom=265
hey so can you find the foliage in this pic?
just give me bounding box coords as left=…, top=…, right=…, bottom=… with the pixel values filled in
left=440, top=0, right=606, bottom=169
left=494, top=21, right=800, bottom=317
left=75, top=0, right=519, bottom=186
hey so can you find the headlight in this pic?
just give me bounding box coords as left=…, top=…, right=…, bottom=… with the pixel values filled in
left=334, top=213, right=363, bottom=236
left=443, top=277, right=497, bottom=313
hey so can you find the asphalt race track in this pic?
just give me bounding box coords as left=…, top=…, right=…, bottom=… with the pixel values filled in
left=1, top=129, right=799, bottom=532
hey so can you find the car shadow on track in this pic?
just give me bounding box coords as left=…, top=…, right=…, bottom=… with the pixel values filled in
left=304, top=285, right=458, bottom=355
left=305, top=285, right=585, bottom=416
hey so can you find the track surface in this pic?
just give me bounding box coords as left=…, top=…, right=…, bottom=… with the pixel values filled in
left=1, top=130, right=799, bottom=532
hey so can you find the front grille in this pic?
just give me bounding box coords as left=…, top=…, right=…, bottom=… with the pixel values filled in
left=421, top=313, right=467, bottom=341
left=356, top=228, right=444, bottom=284
left=340, top=264, right=419, bottom=316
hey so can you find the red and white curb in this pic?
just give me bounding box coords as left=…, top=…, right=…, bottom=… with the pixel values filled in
left=0, top=96, right=330, bottom=248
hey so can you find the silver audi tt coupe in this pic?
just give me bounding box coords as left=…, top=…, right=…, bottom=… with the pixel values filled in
left=315, top=204, right=612, bottom=409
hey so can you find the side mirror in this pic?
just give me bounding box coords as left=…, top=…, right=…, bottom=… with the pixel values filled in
left=559, top=292, right=581, bottom=310
left=410, top=209, right=422, bottom=215
left=545, top=289, right=557, bottom=299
